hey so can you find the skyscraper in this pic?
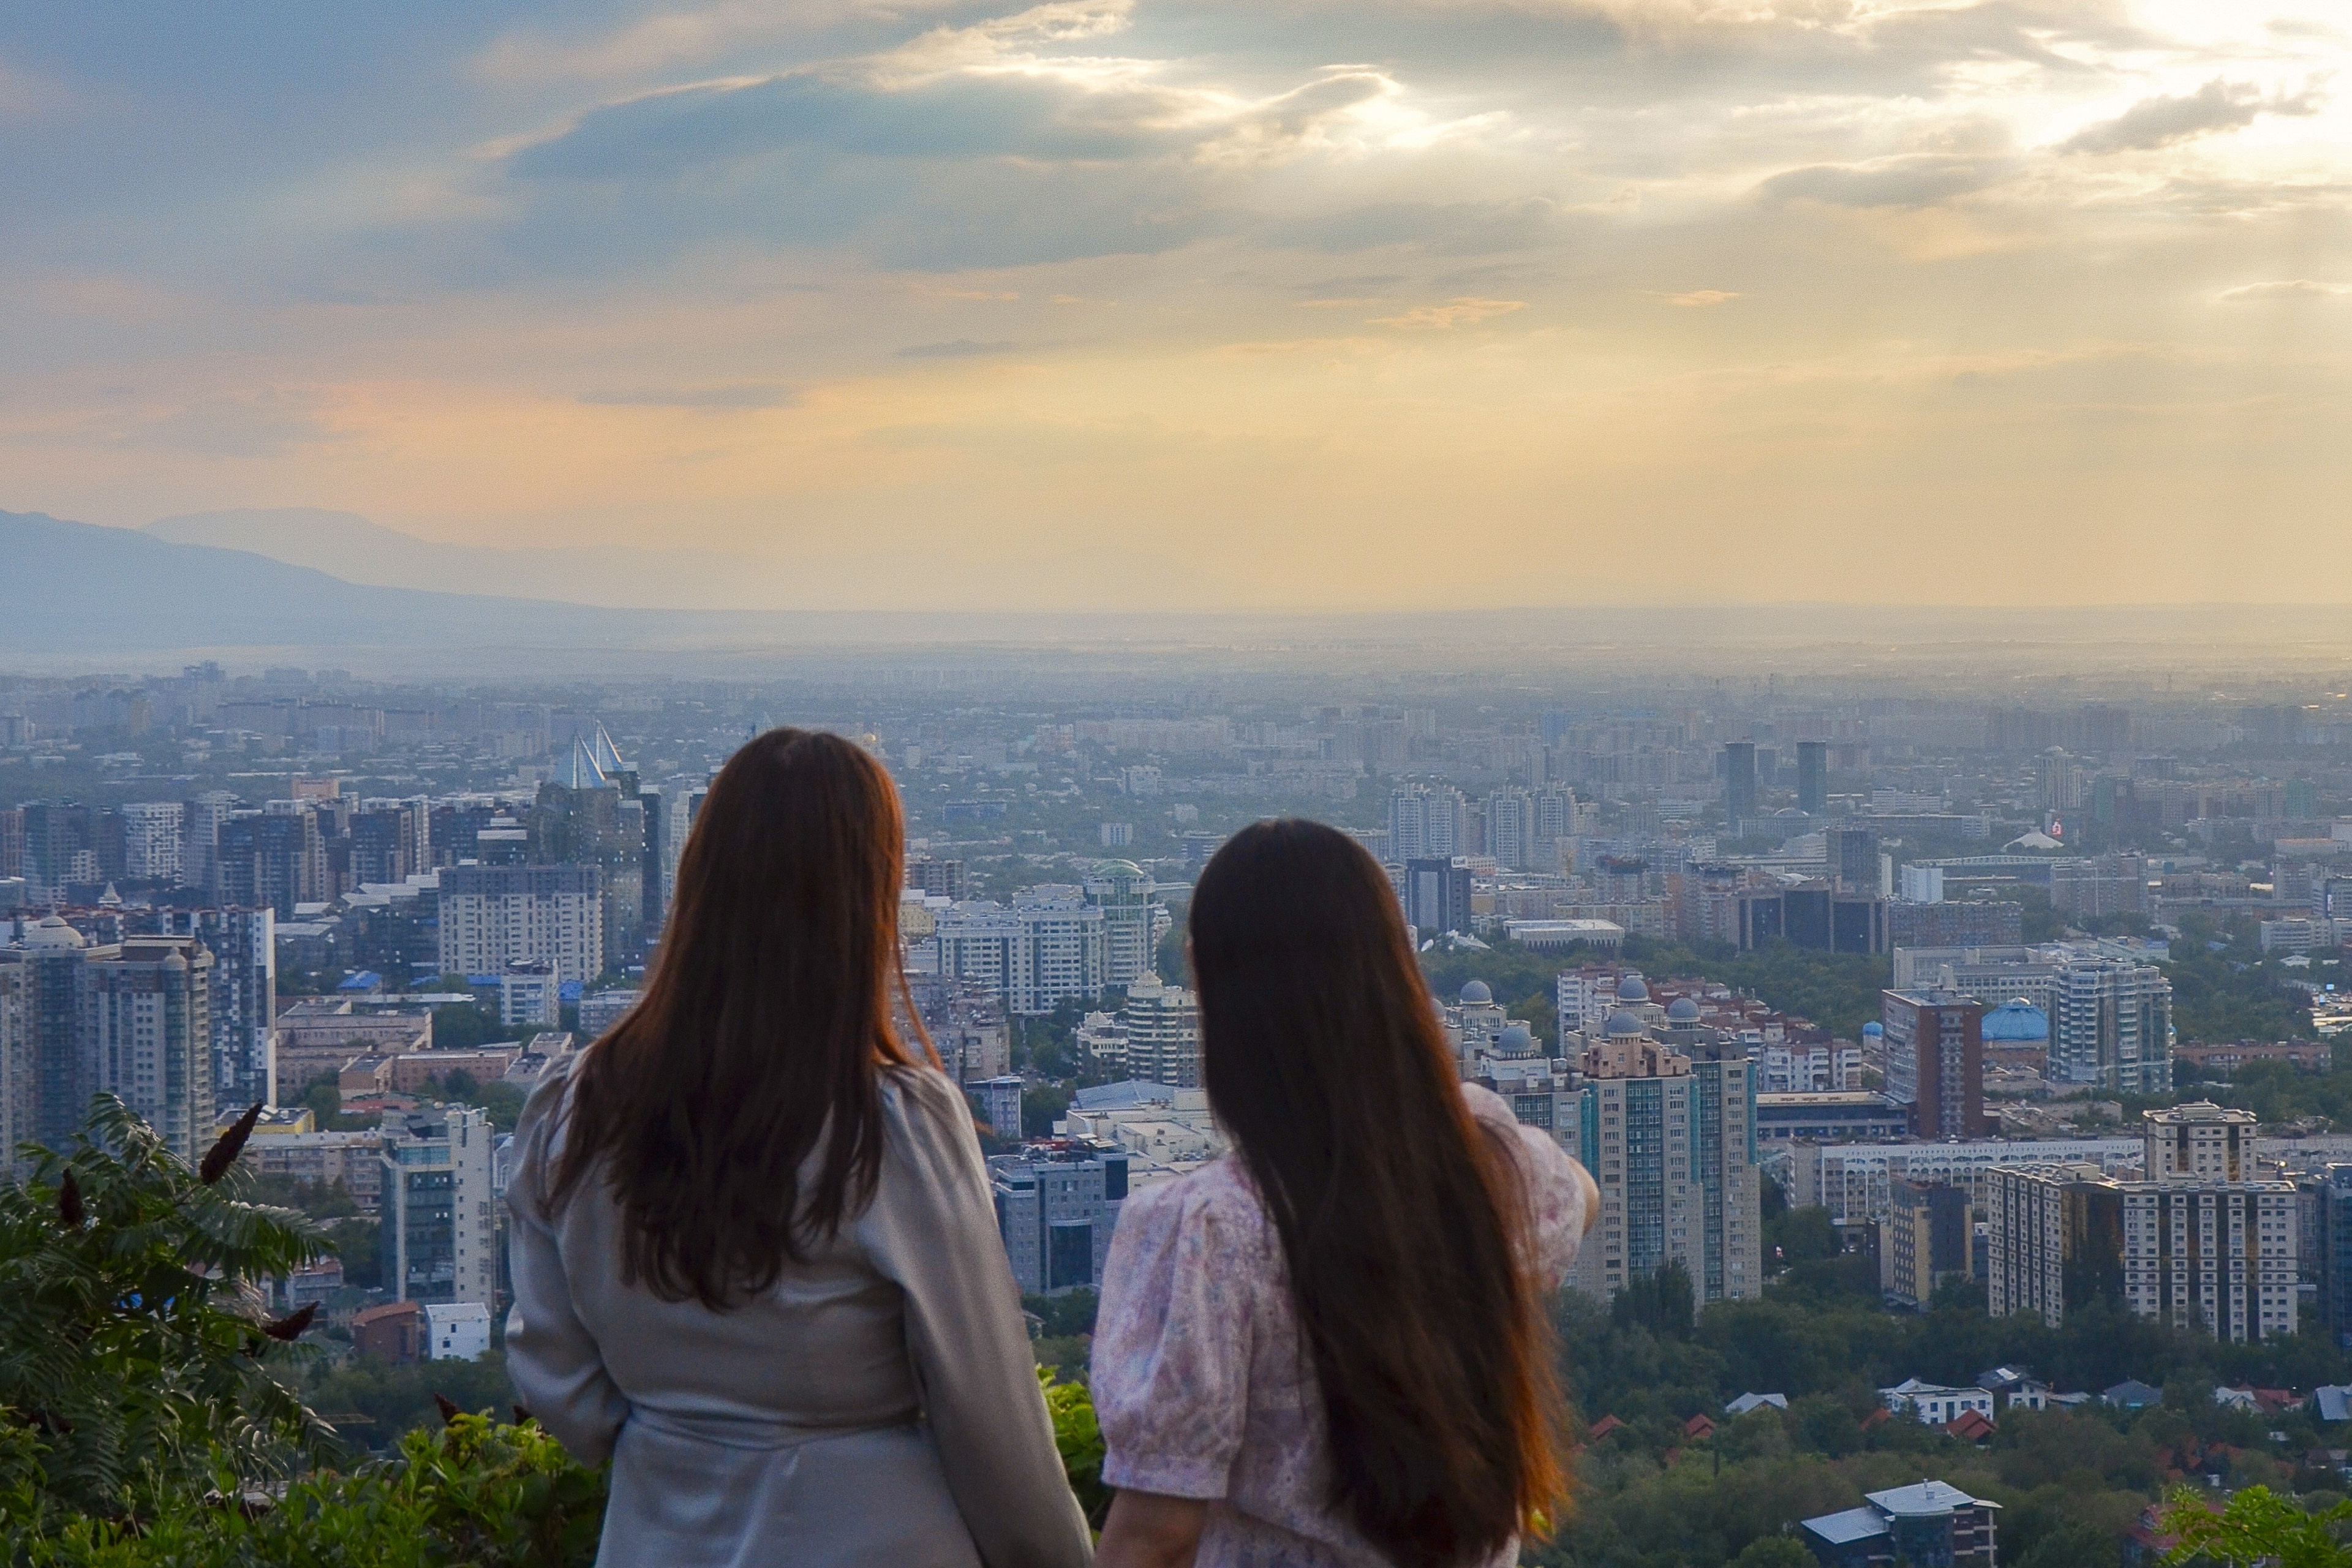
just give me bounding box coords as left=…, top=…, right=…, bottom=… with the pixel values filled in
left=1795, top=740, right=1828, bottom=816
left=1120, top=973, right=1200, bottom=1088
left=1825, top=823, right=1879, bottom=893
left=1723, top=742, right=1758, bottom=829
left=1404, top=857, right=1472, bottom=937
left=119, top=801, right=184, bottom=883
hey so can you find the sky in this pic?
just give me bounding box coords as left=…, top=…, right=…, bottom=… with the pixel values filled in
left=2, top=0, right=2348, bottom=611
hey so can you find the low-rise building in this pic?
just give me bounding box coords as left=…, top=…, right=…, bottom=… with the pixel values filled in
left=988, top=1139, right=1129, bottom=1295
left=424, top=1300, right=493, bottom=1362
left=1801, top=1480, right=2001, bottom=1567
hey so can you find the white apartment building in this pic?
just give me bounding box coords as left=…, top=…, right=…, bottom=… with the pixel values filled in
left=1084, top=860, right=1158, bottom=987
left=1121, top=974, right=1201, bottom=1088
left=1486, top=789, right=1535, bottom=870
left=379, top=1103, right=497, bottom=1310
left=435, top=864, right=604, bottom=987
left=2122, top=1181, right=2299, bottom=1342
left=1795, top=1137, right=2147, bottom=1223
left=932, top=888, right=1107, bottom=1015
left=120, top=801, right=184, bottom=883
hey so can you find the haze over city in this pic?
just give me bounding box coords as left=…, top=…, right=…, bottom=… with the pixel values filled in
left=6, top=0, right=2350, bottom=611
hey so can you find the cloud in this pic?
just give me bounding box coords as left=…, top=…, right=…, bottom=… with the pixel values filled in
left=897, top=339, right=1022, bottom=356
left=1270, top=200, right=1563, bottom=255
left=1658, top=289, right=1740, bottom=307
left=1370, top=297, right=1526, bottom=328
left=1758, top=154, right=2016, bottom=208
left=2062, top=78, right=2324, bottom=156
left=578, top=382, right=801, bottom=407
left=2218, top=280, right=2352, bottom=301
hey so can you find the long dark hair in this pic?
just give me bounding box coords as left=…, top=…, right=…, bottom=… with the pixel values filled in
left=546, top=728, right=935, bottom=1309
left=1191, top=820, right=1566, bottom=1566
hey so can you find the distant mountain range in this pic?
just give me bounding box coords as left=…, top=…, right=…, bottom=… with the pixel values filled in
left=144, top=508, right=760, bottom=609
left=1, top=508, right=662, bottom=654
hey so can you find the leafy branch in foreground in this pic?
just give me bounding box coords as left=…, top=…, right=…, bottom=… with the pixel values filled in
left=0, top=1094, right=332, bottom=1525
left=2160, top=1483, right=2352, bottom=1568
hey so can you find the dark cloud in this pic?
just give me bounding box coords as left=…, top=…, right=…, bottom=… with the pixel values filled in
left=2062, top=78, right=2323, bottom=155
left=578, top=382, right=801, bottom=407
left=1758, top=155, right=2016, bottom=208
left=896, top=339, right=1020, bottom=357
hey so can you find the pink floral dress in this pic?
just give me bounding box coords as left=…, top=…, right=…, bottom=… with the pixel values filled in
left=1090, top=1083, right=1588, bottom=1568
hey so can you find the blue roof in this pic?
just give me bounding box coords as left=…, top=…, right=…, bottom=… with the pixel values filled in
left=1982, top=1000, right=2049, bottom=1041
left=337, top=970, right=382, bottom=991
left=1803, top=1507, right=1890, bottom=1546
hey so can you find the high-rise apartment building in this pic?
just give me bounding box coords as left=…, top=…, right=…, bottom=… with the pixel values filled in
left=1562, top=1010, right=1762, bottom=1305
left=379, top=1104, right=497, bottom=1310
left=2316, top=1164, right=2352, bottom=1349
left=1984, top=1161, right=2122, bottom=1327
left=1885, top=1178, right=1971, bottom=1308
left=1, top=919, right=216, bottom=1165
left=0, top=959, right=26, bottom=1177
left=1880, top=990, right=1986, bottom=1139
left=932, top=888, right=1107, bottom=1015
left=1084, top=859, right=1158, bottom=987
left=1990, top=1104, right=2296, bottom=1343
left=435, top=864, right=605, bottom=987
left=1387, top=785, right=1466, bottom=862
left=1120, top=973, right=1200, bottom=1088
left=2144, top=1101, right=2255, bottom=1182
left=119, top=801, right=184, bottom=883
left=989, top=1141, right=1129, bottom=1295
left=1722, top=742, right=1758, bottom=827
left=158, top=908, right=276, bottom=1110
left=1486, top=788, right=1535, bottom=871
left=1795, top=741, right=1828, bottom=816
left=1898, top=942, right=2172, bottom=1094
left=214, top=809, right=325, bottom=918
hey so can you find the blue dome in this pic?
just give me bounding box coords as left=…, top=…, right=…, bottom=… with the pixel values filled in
left=1499, top=1023, right=1536, bottom=1055
left=1460, top=979, right=1493, bottom=1005
left=1615, top=972, right=1649, bottom=1003
left=1667, top=997, right=1702, bottom=1023
left=1982, top=1000, right=2049, bottom=1041
left=1861, top=1021, right=1883, bottom=1039
left=1605, top=1010, right=1648, bottom=1038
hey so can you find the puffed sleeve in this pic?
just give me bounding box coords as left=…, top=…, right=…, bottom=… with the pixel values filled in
left=502, top=1060, right=631, bottom=1465
left=1090, top=1177, right=1254, bottom=1499
left=856, top=1068, right=1093, bottom=1568
left=1462, top=1082, right=1591, bottom=1287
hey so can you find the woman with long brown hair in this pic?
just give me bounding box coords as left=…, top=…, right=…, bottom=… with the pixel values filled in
left=504, top=728, right=1092, bottom=1567
left=1090, top=819, right=1595, bottom=1568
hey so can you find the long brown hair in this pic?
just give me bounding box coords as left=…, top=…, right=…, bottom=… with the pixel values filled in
left=546, top=728, right=936, bottom=1309
left=1191, top=820, right=1566, bottom=1566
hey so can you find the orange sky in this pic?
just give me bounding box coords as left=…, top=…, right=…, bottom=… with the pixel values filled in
left=2, top=0, right=2348, bottom=608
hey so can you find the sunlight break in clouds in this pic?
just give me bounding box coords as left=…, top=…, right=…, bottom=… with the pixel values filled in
left=0, top=0, right=2349, bottom=608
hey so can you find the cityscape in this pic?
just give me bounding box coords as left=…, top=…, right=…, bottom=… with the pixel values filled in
left=6, top=0, right=2351, bottom=1560
left=9, top=655, right=2352, bottom=1561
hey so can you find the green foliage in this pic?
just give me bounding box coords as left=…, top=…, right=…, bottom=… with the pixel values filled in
left=2166, top=935, right=2318, bottom=1044
left=1038, top=1368, right=1110, bottom=1530
left=303, top=1354, right=526, bottom=1455
left=1613, top=1262, right=1695, bottom=1340
left=0, top=1096, right=330, bottom=1525
left=7, top=1414, right=609, bottom=1568
left=1727, top=1536, right=1814, bottom=1568
left=1022, top=1084, right=1073, bottom=1139
left=1023, top=1287, right=1100, bottom=1340
left=2160, top=1483, right=2352, bottom=1567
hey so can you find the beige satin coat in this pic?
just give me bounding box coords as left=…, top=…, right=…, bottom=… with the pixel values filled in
left=504, top=1057, right=1094, bottom=1568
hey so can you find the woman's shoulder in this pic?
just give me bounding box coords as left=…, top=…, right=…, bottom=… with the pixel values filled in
left=878, top=1060, right=975, bottom=1129
left=1120, top=1157, right=1270, bottom=1243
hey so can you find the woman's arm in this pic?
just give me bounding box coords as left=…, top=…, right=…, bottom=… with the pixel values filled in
left=866, top=1072, right=1095, bottom=1568
left=503, top=1072, right=630, bottom=1463
left=1095, top=1490, right=1208, bottom=1568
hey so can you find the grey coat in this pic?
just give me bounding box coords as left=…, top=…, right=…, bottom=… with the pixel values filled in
left=505, top=1058, right=1094, bottom=1568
